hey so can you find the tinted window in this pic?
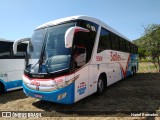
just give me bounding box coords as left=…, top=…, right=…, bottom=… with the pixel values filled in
left=0, top=41, right=11, bottom=59
left=126, top=41, right=131, bottom=53
left=13, top=43, right=27, bottom=59
left=77, top=20, right=98, bottom=32
left=134, top=45, right=138, bottom=54
left=77, top=20, right=98, bottom=62
left=111, top=33, right=119, bottom=50
left=119, top=38, right=126, bottom=52
left=97, top=28, right=111, bottom=53
left=130, top=44, right=134, bottom=53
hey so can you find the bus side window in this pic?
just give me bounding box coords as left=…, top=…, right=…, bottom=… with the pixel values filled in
left=119, top=38, right=126, bottom=52
left=134, top=46, right=138, bottom=54
left=131, top=44, right=135, bottom=54
left=76, top=20, right=98, bottom=62
left=125, top=41, right=131, bottom=53
left=13, top=43, right=27, bottom=59
left=0, top=41, right=11, bottom=59
left=73, top=46, right=86, bottom=67
left=73, top=32, right=87, bottom=68
left=111, top=33, right=119, bottom=51
left=97, top=27, right=111, bottom=53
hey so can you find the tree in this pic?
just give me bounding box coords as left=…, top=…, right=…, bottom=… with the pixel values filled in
left=133, top=37, right=148, bottom=62
left=142, top=24, right=160, bottom=72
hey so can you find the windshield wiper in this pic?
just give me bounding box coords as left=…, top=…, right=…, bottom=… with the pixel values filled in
left=29, top=59, right=40, bottom=73
left=34, top=28, right=51, bottom=75
left=39, top=60, right=51, bottom=75
left=28, top=59, right=51, bottom=76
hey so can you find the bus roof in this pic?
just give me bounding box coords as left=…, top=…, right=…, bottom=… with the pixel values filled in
left=36, top=15, right=130, bottom=41
left=0, top=38, right=14, bottom=42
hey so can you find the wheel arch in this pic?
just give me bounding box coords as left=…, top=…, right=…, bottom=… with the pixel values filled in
left=0, top=79, right=7, bottom=92
left=98, top=72, right=107, bottom=88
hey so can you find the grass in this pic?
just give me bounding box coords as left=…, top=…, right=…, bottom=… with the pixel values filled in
left=0, top=62, right=160, bottom=120
left=138, top=62, right=159, bottom=73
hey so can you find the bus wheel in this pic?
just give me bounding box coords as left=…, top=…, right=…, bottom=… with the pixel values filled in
left=131, top=67, right=134, bottom=76
left=96, top=76, right=105, bottom=95
left=134, top=66, right=137, bottom=74
left=0, top=83, right=4, bottom=94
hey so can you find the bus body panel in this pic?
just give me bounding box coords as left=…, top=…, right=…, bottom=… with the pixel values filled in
left=0, top=79, right=7, bottom=92
left=88, top=64, right=99, bottom=95
left=5, top=80, right=22, bottom=91
left=23, top=66, right=90, bottom=104
left=74, top=66, right=88, bottom=102
left=23, top=82, right=75, bottom=104
left=0, top=39, right=27, bottom=92
left=0, top=59, right=25, bottom=91
left=91, top=50, right=131, bottom=85
left=23, top=73, right=78, bottom=104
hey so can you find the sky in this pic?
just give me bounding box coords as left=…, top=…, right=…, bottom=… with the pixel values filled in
left=0, top=0, right=160, bottom=41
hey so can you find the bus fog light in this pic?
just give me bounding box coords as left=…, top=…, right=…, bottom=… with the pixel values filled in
left=57, top=93, right=67, bottom=100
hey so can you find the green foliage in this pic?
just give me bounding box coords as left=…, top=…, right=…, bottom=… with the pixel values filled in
left=144, top=24, right=160, bottom=54
left=133, top=37, right=147, bottom=61
left=133, top=24, right=160, bottom=72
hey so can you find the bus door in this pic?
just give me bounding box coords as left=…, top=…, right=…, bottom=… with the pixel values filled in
left=73, top=45, right=89, bottom=102
left=70, top=23, right=97, bottom=102
left=74, top=66, right=89, bottom=102
left=72, top=31, right=89, bottom=102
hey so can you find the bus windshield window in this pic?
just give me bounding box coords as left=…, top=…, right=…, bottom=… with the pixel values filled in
left=27, top=28, right=46, bottom=73
left=26, top=22, right=75, bottom=74
left=44, top=22, right=75, bottom=73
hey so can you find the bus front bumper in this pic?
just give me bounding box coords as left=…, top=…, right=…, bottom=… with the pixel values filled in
left=23, top=83, right=75, bottom=104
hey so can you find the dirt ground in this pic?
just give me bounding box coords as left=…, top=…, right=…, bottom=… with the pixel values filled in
left=0, top=64, right=160, bottom=120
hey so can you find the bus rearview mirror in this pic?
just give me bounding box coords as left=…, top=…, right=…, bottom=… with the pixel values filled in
left=13, top=38, right=30, bottom=54
left=64, top=27, right=89, bottom=48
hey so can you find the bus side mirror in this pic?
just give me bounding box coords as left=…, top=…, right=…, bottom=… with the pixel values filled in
left=64, top=27, right=89, bottom=48
left=13, top=38, right=30, bottom=54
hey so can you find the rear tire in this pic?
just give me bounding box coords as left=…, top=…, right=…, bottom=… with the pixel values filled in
left=134, top=66, right=137, bottom=74
left=96, top=76, right=105, bottom=95
left=131, top=66, right=136, bottom=76
left=131, top=66, right=135, bottom=76
left=131, top=67, right=133, bottom=76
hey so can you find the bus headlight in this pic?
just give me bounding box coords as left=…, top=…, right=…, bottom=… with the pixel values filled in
left=65, top=75, right=79, bottom=86
left=53, top=75, right=79, bottom=90
left=65, top=79, right=74, bottom=86
left=56, top=83, right=64, bottom=89
left=55, top=79, right=74, bottom=89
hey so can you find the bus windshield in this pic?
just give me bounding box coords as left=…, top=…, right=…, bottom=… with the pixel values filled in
left=26, top=22, right=76, bottom=74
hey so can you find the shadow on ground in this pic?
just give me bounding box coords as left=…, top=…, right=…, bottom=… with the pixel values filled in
left=32, top=73, right=160, bottom=116
left=0, top=89, right=27, bottom=104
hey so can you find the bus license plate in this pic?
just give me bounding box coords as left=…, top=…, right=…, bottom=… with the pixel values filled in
left=34, top=94, right=43, bottom=98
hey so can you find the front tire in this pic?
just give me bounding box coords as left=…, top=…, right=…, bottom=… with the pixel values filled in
left=96, top=76, right=105, bottom=95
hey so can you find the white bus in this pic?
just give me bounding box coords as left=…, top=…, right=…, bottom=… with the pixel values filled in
left=0, top=39, right=27, bottom=94
left=13, top=16, right=138, bottom=104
